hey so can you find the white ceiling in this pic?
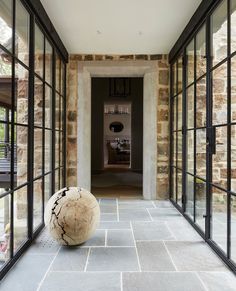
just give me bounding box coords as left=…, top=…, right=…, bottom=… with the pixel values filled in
left=41, top=0, right=202, bottom=54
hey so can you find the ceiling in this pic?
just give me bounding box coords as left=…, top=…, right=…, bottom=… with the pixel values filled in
left=41, top=0, right=202, bottom=55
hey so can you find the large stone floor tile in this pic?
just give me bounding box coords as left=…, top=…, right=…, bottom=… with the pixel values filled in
left=132, top=221, right=174, bottom=241
left=40, top=272, right=120, bottom=291
left=122, top=272, right=206, bottom=291
left=100, top=204, right=117, bottom=213
left=99, top=198, right=117, bottom=205
left=166, top=220, right=203, bottom=241
left=165, top=241, right=227, bottom=271
left=118, top=200, right=154, bottom=209
left=28, top=230, right=60, bottom=254
left=198, top=271, right=236, bottom=291
left=50, top=247, right=88, bottom=271
left=82, top=230, right=105, bottom=247
left=98, top=221, right=131, bottom=230
left=119, top=209, right=151, bottom=221
left=100, top=213, right=117, bottom=221
left=154, top=200, right=174, bottom=208
left=107, top=230, right=135, bottom=246
left=0, top=253, right=54, bottom=291
left=148, top=208, right=183, bottom=221
left=87, top=247, right=139, bottom=271
left=136, top=241, right=175, bottom=271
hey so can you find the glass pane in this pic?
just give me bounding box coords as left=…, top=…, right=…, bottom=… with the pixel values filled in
left=60, top=131, right=63, bottom=167
left=177, top=56, right=182, bottom=93
left=177, top=170, right=182, bottom=206
left=212, top=63, right=227, bottom=126
left=55, top=93, right=60, bottom=130
left=232, top=125, right=236, bottom=193
left=34, top=23, right=44, bottom=78
left=56, top=55, right=61, bottom=92
left=212, top=126, right=227, bottom=189
left=15, top=0, right=30, bottom=65
left=231, top=0, right=236, bottom=53
left=196, top=24, right=206, bottom=78
left=177, top=94, right=182, bottom=130
left=0, top=0, right=13, bottom=51
left=196, top=77, right=206, bottom=128
left=33, top=178, right=43, bottom=230
left=55, top=169, right=59, bottom=192
left=231, top=55, right=236, bottom=122
left=34, top=128, right=42, bottom=178
left=187, top=39, right=194, bottom=85
left=15, top=125, right=28, bottom=188
left=60, top=96, right=64, bottom=131
left=172, top=167, right=176, bottom=201
left=231, top=194, right=236, bottom=262
left=55, top=131, right=60, bottom=168
left=45, top=85, right=52, bottom=129
left=186, top=174, right=194, bottom=218
left=195, top=179, right=206, bottom=231
left=34, top=77, right=43, bottom=127
left=44, top=173, right=51, bottom=206
left=196, top=128, right=206, bottom=179
left=173, top=63, right=177, bottom=96
left=212, top=187, right=227, bottom=253
left=187, top=85, right=194, bottom=129
left=187, top=130, right=194, bottom=174
left=211, top=0, right=227, bottom=66
left=45, top=39, right=52, bottom=85
left=0, top=195, right=11, bottom=267
left=45, top=129, right=51, bottom=173
left=177, top=131, right=182, bottom=169
left=172, top=132, right=176, bottom=166
left=60, top=167, right=64, bottom=189
left=0, top=54, right=12, bottom=132
left=15, top=63, right=28, bottom=125
left=14, top=186, right=28, bottom=252
left=61, top=63, right=65, bottom=95
left=0, top=123, right=11, bottom=192
left=173, top=97, right=176, bottom=131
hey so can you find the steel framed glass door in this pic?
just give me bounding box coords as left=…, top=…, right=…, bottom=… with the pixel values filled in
left=170, top=0, right=236, bottom=273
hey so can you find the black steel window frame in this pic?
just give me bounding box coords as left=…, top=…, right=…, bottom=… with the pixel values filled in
left=0, top=0, right=68, bottom=279
left=169, top=0, right=236, bottom=274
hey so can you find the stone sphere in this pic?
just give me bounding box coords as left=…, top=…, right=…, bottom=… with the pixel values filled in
left=44, top=187, right=100, bottom=246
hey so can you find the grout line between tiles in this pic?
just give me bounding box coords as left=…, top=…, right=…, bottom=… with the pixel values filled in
left=152, top=201, right=157, bottom=208
left=36, top=246, right=61, bottom=291
left=84, top=248, right=91, bottom=272
left=130, top=221, right=141, bottom=272
left=195, top=272, right=209, bottom=291
left=165, top=221, right=177, bottom=240
left=146, top=208, right=154, bottom=221
left=162, top=241, right=178, bottom=272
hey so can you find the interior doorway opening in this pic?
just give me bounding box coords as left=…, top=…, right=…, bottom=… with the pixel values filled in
left=91, top=77, right=143, bottom=197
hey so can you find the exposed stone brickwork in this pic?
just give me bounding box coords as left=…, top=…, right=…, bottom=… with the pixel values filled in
left=66, top=54, right=170, bottom=199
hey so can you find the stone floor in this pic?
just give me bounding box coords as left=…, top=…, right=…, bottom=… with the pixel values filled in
left=0, top=198, right=236, bottom=291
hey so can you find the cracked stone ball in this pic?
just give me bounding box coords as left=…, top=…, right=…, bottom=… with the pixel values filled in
left=44, top=187, right=100, bottom=246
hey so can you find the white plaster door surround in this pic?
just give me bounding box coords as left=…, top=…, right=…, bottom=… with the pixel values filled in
left=77, top=61, right=158, bottom=200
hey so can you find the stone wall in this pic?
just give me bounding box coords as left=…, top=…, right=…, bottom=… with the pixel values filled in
left=66, top=54, right=170, bottom=199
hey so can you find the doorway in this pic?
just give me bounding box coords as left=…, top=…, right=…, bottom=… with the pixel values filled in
left=91, top=78, right=143, bottom=197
